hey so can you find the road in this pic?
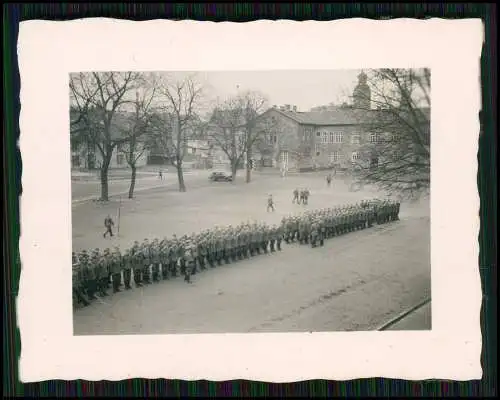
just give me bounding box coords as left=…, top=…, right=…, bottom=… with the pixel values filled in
left=72, top=170, right=210, bottom=202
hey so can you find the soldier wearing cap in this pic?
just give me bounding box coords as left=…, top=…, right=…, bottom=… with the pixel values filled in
left=170, top=235, right=179, bottom=277
left=110, top=246, right=123, bottom=293
left=79, top=249, right=97, bottom=300
left=184, top=240, right=195, bottom=283
left=132, top=240, right=143, bottom=287
left=122, top=248, right=133, bottom=290
left=92, top=248, right=108, bottom=297
left=159, top=239, right=169, bottom=280
left=141, top=239, right=152, bottom=284
left=151, top=238, right=161, bottom=283
left=310, top=219, right=319, bottom=248
left=73, top=251, right=90, bottom=307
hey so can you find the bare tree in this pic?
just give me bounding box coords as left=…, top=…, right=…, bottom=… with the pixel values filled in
left=117, top=82, right=158, bottom=199
left=207, top=97, right=247, bottom=180
left=70, top=72, right=142, bottom=201
left=152, top=74, right=204, bottom=192
left=350, top=68, right=430, bottom=198
left=208, top=91, right=269, bottom=182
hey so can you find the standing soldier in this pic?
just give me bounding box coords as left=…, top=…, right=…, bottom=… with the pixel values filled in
left=299, top=189, right=305, bottom=205
left=269, top=225, right=276, bottom=252
left=93, top=248, right=108, bottom=297
left=141, top=239, right=152, bottom=284
left=79, top=249, right=97, bottom=300
left=292, top=188, right=299, bottom=204
left=223, top=231, right=232, bottom=264
left=72, top=252, right=90, bottom=307
left=110, top=246, right=123, bottom=293
left=132, top=240, right=143, bottom=287
left=275, top=223, right=283, bottom=251
left=170, top=235, right=179, bottom=277
left=159, top=239, right=169, bottom=280
left=326, top=173, right=332, bottom=187
left=184, top=241, right=195, bottom=283
left=122, top=248, right=133, bottom=290
left=310, top=219, right=319, bottom=248
left=151, top=238, right=161, bottom=283
left=319, top=219, right=326, bottom=246
left=304, top=188, right=310, bottom=205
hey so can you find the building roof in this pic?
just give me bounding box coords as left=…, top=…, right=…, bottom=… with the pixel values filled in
left=267, top=106, right=430, bottom=127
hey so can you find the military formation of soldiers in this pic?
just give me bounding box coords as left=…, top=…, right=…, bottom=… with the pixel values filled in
left=72, top=222, right=284, bottom=308
left=73, top=198, right=400, bottom=308
left=280, top=198, right=401, bottom=248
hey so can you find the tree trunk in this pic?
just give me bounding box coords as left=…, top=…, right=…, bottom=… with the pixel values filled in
left=100, top=166, right=109, bottom=201
left=128, top=165, right=137, bottom=199
left=231, top=162, right=238, bottom=182
left=177, top=164, right=186, bottom=192
left=245, top=150, right=252, bottom=183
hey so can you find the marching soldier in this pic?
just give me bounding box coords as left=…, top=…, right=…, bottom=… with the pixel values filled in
left=292, top=188, right=299, bottom=204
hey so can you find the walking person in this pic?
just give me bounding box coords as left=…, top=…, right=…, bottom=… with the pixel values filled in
left=158, top=169, right=163, bottom=180
left=103, top=215, right=114, bottom=238
left=267, top=194, right=275, bottom=212
left=292, top=188, right=299, bottom=204
left=326, top=173, right=332, bottom=187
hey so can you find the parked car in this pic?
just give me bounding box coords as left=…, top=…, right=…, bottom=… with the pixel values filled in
left=209, top=171, right=233, bottom=182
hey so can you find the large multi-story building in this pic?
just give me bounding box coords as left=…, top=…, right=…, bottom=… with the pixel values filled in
left=254, top=72, right=430, bottom=172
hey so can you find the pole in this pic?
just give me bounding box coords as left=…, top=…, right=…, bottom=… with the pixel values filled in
left=117, top=196, right=122, bottom=236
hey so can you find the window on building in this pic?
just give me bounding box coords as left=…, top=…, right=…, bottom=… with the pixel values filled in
left=329, top=151, right=340, bottom=163
left=116, top=153, right=125, bottom=165
left=351, top=151, right=360, bottom=162
left=316, top=132, right=321, bottom=137
left=369, top=132, right=382, bottom=143
left=351, top=134, right=361, bottom=145
left=329, top=132, right=334, bottom=143
left=321, top=132, right=328, bottom=144
left=315, top=143, right=321, bottom=156
left=334, top=132, right=344, bottom=143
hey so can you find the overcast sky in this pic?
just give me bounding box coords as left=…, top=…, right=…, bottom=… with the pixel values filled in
left=189, top=70, right=363, bottom=112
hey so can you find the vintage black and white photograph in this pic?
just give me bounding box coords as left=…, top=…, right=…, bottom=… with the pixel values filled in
left=70, top=68, right=431, bottom=335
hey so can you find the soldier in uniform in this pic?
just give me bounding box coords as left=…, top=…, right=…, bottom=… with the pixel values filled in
left=184, top=241, right=195, bottom=283
left=72, top=252, right=90, bottom=307
left=292, top=188, right=299, bottom=204
left=79, top=249, right=97, bottom=300
left=310, top=219, right=319, bottom=248
left=93, top=248, right=108, bottom=297
left=110, top=246, right=123, bottom=293
left=141, top=239, right=152, bottom=284
left=122, top=248, right=133, bottom=290
left=275, top=223, right=283, bottom=250
left=319, top=218, right=326, bottom=246
left=132, top=241, right=143, bottom=287
left=269, top=225, right=276, bottom=252
left=151, top=238, right=161, bottom=283
left=198, top=236, right=207, bottom=271
left=304, top=188, right=310, bottom=205
left=170, top=235, right=179, bottom=277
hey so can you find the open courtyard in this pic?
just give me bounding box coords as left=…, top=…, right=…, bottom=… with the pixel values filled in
left=73, top=170, right=431, bottom=334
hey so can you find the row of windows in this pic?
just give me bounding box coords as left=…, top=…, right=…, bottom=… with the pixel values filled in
left=311, top=132, right=398, bottom=144
left=314, top=148, right=361, bottom=162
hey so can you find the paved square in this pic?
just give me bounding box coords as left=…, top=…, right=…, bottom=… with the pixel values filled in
left=72, top=171, right=430, bottom=334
